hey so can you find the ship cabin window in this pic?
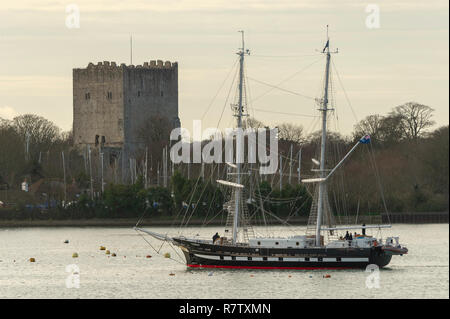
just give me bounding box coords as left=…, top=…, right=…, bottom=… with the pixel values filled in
left=231, top=256, right=236, bottom=261
left=220, top=255, right=224, bottom=260
left=278, top=257, right=283, bottom=261
left=305, top=257, right=310, bottom=261
left=263, top=257, right=267, bottom=261
left=318, top=257, right=323, bottom=262
left=257, top=241, right=261, bottom=245
left=275, top=242, right=279, bottom=245
left=296, top=242, right=299, bottom=246
left=247, top=257, right=252, bottom=261
left=336, top=257, right=341, bottom=262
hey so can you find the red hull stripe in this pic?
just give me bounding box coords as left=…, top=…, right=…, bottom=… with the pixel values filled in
left=187, top=264, right=353, bottom=270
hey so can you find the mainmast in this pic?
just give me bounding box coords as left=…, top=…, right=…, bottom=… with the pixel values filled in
left=232, top=31, right=247, bottom=244
left=315, top=26, right=335, bottom=246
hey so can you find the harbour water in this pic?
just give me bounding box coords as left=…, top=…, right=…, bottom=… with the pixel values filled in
left=0, top=224, right=448, bottom=299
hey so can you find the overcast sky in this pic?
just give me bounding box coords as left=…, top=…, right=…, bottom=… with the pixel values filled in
left=0, top=0, right=448, bottom=137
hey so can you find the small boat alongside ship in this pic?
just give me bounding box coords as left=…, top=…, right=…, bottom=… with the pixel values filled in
left=136, top=29, right=408, bottom=269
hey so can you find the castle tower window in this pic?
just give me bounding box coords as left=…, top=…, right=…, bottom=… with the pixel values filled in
left=160, top=90, right=164, bottom=97
left=101, top=136, right=105, bottom=145
left=137, top=91, right=141, bottom=97
left=85, top=93, right=90, bottom=100
left=107, top=92, right=112, bottom=99
left=95, top=135, right=99, bottom=146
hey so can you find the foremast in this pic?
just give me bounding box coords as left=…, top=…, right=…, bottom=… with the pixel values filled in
left=232, top=31, right=249, bottom=244
left=315, top=27, right=336, bottom=246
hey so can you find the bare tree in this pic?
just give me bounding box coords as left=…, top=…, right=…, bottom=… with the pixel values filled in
left=12, top=114, right=61, bottom=159
left=353, top=114, right=384, bottom=141
left=390, top=102, right=435, bottom=140
left=378, top=114, right=405, bottom=144
left=277, top=122, right=305, bottom=144
left=0, top=119, right=24, bottom=185
left=0, top=117, right=11, bottom=128
left=137, top=114, right=172, bottom=159
left=243, top=117, right=265, bottom=130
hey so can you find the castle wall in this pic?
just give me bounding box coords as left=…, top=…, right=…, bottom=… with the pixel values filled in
left=73, top=61, right=125, bottom=148
left=123, top=60, right=179, bottom=153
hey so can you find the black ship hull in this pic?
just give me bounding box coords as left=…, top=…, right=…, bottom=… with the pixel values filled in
left=173, top=238, right=392, bottom=269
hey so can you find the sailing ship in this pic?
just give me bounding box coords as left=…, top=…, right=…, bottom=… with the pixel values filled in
left=136, top=30, right=408, bottom=269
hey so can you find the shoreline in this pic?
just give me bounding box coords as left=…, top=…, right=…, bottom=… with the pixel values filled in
left=0, top=211, right=447, bottom=227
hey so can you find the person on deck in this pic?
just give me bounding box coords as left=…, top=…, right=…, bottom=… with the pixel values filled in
left=344, top=231, right=349, bottom=240
left=212, top=232, right=220, bottom=244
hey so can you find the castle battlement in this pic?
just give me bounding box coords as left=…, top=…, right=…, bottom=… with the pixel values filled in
left=81, top=60, right=178, bottom=71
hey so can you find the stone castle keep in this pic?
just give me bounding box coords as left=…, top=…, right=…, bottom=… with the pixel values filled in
left=73, top=60, right=179, bottom=182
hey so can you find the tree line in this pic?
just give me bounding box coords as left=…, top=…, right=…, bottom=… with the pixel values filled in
left=0, top=101, right=448, bottom=221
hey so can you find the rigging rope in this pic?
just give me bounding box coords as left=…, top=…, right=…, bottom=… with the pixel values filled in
left=248, top=76, right=316, bottom=100
left=250, top=57, right=322, bottom=103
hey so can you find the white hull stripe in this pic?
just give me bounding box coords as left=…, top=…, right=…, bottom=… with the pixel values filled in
left=341, top=258, right=369, bottom=262
left=194, top=254, right=369, bottom=262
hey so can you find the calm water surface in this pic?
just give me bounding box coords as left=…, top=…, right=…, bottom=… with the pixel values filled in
left=0, top=224, right=448, bottom=298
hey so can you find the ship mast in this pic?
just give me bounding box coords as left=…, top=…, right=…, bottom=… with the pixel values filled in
left=315, top=26, right=335, bottom=246
left=232, top=31, right=247, bottom=244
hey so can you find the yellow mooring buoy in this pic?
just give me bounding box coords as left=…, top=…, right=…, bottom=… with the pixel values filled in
left=100, top=246, right=106, bottom=251
left=164, top=252, right=171, bottom=258
left=105, top=250, right=110, bottom=255
left=29, top=258, right=35, bottom=262
left=72, top=252, right=79, bottom=258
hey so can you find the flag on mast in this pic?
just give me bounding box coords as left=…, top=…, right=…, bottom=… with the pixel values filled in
left=322, top=40, right=329, bottom=53
left=359, top=135, right=371, bottom=144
